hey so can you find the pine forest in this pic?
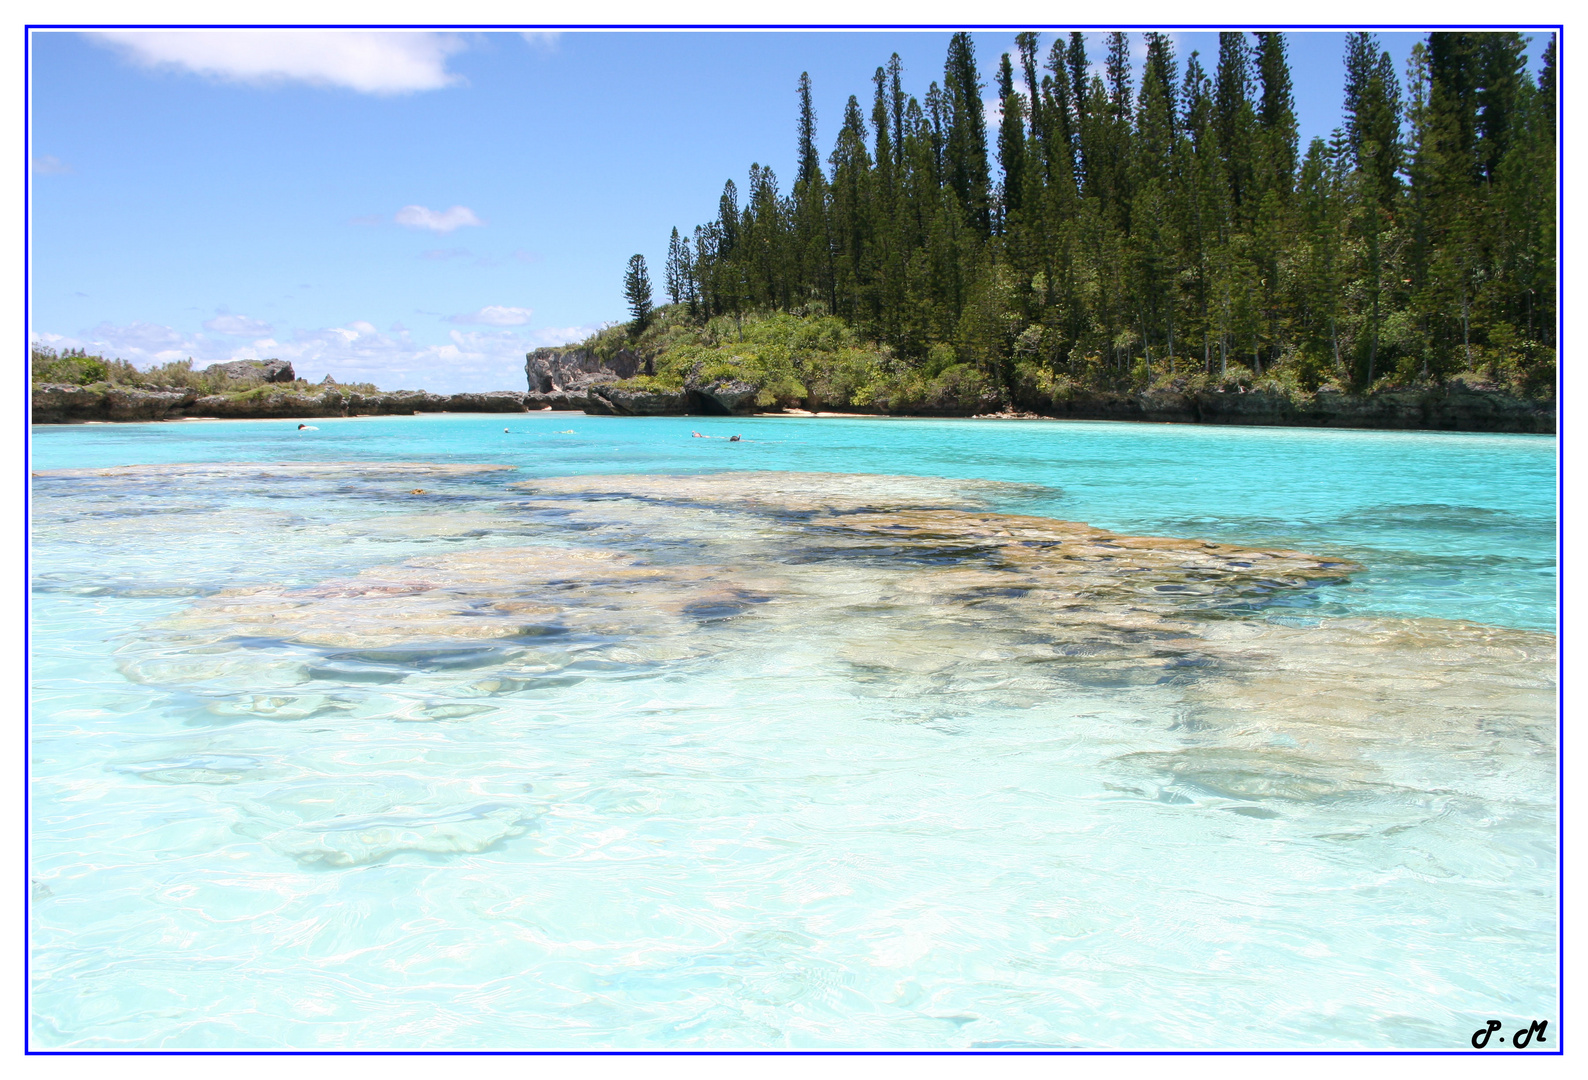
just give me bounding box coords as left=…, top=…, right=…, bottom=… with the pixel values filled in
left=627, top=30, right=1556, bottom=411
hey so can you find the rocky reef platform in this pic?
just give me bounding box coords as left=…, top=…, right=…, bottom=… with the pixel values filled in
left=28, top=460, right=1556, bottom=879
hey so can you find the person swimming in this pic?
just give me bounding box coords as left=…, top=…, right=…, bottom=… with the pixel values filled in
left=297, top=424, right=318, bottom=431
left=729, top=434, right=741, bottom=442
left=692, top=431, right=704, bottom=438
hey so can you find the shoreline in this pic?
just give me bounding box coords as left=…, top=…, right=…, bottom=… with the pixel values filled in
left=31, top=404, right=1560, bottom=437
left=31, top=382, right=1556, bottom=435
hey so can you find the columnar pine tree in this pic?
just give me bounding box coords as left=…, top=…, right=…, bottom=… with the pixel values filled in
left=996, top=52, right=1028, bottom=231
left=796, top=72, right=821, bottom=186
left=1254, top=33, right=1298, bottom=203
left=623, top=254, right=653, bottom=333
left=943, top=32, right=993, bottom=236
left=665, top=227, right=688, bottom=305
left=1343, top=31, right=1403, bottom=384
left=1215, top=32, right=1257, bottom=218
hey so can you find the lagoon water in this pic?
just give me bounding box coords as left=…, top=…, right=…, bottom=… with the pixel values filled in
left=28, top=413, right=1558, bottom=1049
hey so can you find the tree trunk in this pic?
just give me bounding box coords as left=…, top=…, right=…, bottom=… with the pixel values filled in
left=1367, top=230, right=1381, bottom=386
left=1368, top=302, right=1378, bottom=386
left=1461, top=292, right=1472, bottom=368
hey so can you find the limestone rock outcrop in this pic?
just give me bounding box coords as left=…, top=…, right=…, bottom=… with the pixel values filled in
left=525, top=348, right=643, bottom=394
left=598, top=385, right=689, bottom=415
left=202, top=359, right=296, bottom=384
left=524, top=347, right=654, bottom=411
left=442, top=390, right=528, bottom=413
left=341, top=390, right=444, bottom=415
left=31, top=383, right=197, bottom=423
left=1013, top=377, right=1553, bottom=433
left=32, top=384, right=529, bottom=423
left=190, top=390, right=348, bottom=418
left=523, top=348, right=771, bottom=416
left=686, top=378, right=758, bottom=415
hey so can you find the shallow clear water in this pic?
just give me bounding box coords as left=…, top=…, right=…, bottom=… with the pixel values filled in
left=31, top=412, right=1557, bottom=630
left=28, top=413, right=1558, bottom=1049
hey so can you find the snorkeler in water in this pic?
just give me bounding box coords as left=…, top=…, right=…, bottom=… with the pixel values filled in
left=729, top=434, right=741, bottom=442
left=297, top=424, right=318, bottom=431
left=691, top=431, right=704, bottom=438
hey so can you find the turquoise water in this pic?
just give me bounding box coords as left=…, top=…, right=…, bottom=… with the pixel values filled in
left=30, top=413, right=1557, bottom=629
left=28, top=413, right=1558, bottom=1049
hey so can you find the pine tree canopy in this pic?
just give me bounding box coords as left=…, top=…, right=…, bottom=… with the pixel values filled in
left=629, top=30, right=1555, bottom=399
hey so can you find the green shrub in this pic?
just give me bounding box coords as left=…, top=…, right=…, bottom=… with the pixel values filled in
left=31, top=346, right=116, bottom=386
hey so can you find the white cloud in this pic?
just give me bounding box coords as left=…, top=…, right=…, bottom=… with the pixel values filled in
left=78, top=320, right=192, bottom=357
left=203, top=313, right=273, bottom=335
left=448, top=328, right=517, bottom=350
left=520, top=32, right=561, bottom=52
left=88, top=30, right=466, bottom=95
left=448, top=305, right=533, bottom=326
left=34, top=318, right=603, bottom=395
left=527, top=326, right=598, bottom=347
left=984, top=97, right=1003, bottom=133
left=32, top=154, right=73, bottom=175
left=395, top=204, right=483, bottom=233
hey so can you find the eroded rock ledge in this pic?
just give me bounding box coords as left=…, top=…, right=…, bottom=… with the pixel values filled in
left=1037, top=380, right=1554, bottom=434
left=31, top=384, right=530, bottom=424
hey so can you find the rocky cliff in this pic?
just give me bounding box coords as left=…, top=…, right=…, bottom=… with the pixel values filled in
left=524, top=347, right=758, bottom=416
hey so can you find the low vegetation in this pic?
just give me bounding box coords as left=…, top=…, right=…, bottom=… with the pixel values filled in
left=576, top=305, right=1002, bottom=411
left=30, top=347, right=379, bottom=397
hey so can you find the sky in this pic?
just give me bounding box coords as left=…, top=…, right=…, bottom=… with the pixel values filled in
left=27, top=26, right=1554, bottom=393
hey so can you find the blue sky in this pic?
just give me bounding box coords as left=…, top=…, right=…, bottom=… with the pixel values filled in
left=28, top=27, right=1552, bottom=393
